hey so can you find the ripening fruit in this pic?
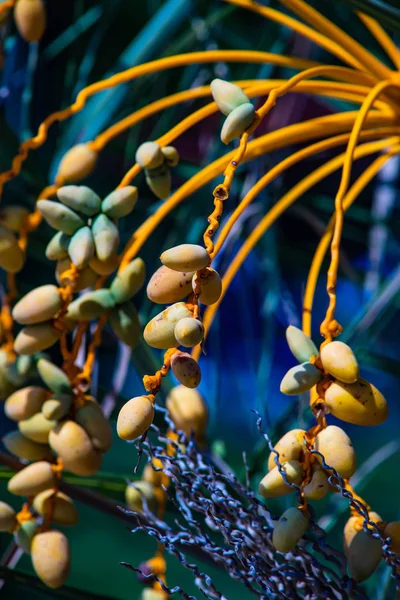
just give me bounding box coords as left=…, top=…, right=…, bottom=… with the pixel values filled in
left=280, top=362, right=322, bottom=395
left=57, top=186, right=101, bottom=216
left=324, top=378, right=388, bottom=426
left=314, top=425, right=356, bottom=479
left=161, top=146, right=180, bottom=167
left=145, top=163, right=171, bottom=199
left=166, top=385, right=208, bottom=440
left=144, top=302, right=192, bottom=349
left=37, top=359, right=71, bottom=395
left=272, top=507, right=309, bottom=553
left=347, top=524, right=382, bottom=582
left=160, top=244, right=209, bottom=272
left=125, top=481, right=157, bottom=513
left=62, top=449, right=103, bottom=476
left=14, top=520, right=38, bottom=553
left=285, top=326, right=318, bottom=363
left=68, top=226, right=95, bottom=268
left=0, top=225, right=25, bottom=272
left=0, top=501, right=17, bottom=532
left=89, top=253, right=119, bottom=275
left=8, top=461, right=56, bottom=496
left=33, top=490, right=78, bottom=527
left=5, top=385, right=48, bottom=421
left=117, top=396, right=155, bottom=441
left=2, top=430, right=50, bottom=461
left=101, top=186, right=138, bottom=218
left=221, top=103, right=255, bottom=144
left=37, top=200, right=84, bottom=235
left=13, top=285, right=62, bottom=325
left=170, top=353, right=201, bottom=388
left=49, top=420, right=94, bottom=463
left=110, top=258, right=146, bottom=304
left=16, top=355, right=33, bottom=378
left=344, top=512, right=382, bottom=554
left=267, top=429, right=306, bottom=471
left=56, top=144, right=98, bottom=183
left=320, top=341, right=359, bottom=384
left=42, top=395, right=72, bottom=421
left=14, top=0, right=46, bottom=43
left=31, top=530, right=70, bottom=589
left=303, top=467, right=330, bottom=500
left=0, top=206, right=29, bottom=232
left=76, top=401, right=112, bottom=452
left=136, top=142, right=164, bottom=169
left=193, top=268, right=222, bottom=305
left=146, top=265, right=194, bottom=304
left=46, top=231, right=70, bottom=261
left=67, top=289, right=115, bottom=320
left=384, top=522, right=400, bottom=554
left=92, top=214, right=120, bottom=262
left=14, top=322, right=61, bottom=355
left=174, top=317, right=204, bottom=347
left=109, top=302, right=141, bottom=347
left=210, top=79, right=250, bottom=116
left=258, top=460, right=303, bottom=498
left=19, top=412, right=57, bottom=444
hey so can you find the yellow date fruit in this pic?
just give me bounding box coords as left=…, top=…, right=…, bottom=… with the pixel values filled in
left=258, top=460, right=303, bottom=498
left=5, top=385, right=48, bottom=421
left=144, top=302, right=192, bottom=349
left=33, top=490, right=78, bottom=527
left=117, top=396, right=154, bottom=441
left=160, top=244, right=209, bottom=272
left=324, top=378, right=388, bottom=426
left=314, top=425, right=356, bottom=479
left=13, top=285, right=62, bottom=325
left=8, top=461, right=56, bottom=496
left=146, top=265, right=194, bottom=304
left=272, top=507, right=309, bottom=553
left=267, top=429, right=306, bottom=471
left=320, top=341, right=359, bottom=384
left=170, top=352, right=201, bottom=389
left=31, top=530, right=70, bottom=589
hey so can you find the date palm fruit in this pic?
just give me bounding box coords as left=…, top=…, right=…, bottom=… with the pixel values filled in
left=14, top=0, right=46, bottom=43
left=89, top=253, right=119, bottom=275
left=221, top=103, right=255, bottom=144
left=2, top=430, right=50, bottom=461
left=166, top=385, right=208, bottom=440
left=125, top=481, right=157, bottom=513
left=345, top=517, right=383, bottom=581
left=272, top=507, right=309, bottom=553
left=267, top=429, right=306, bottom=471
left=76, top=401, right=112, bottom=452
left=109, top=302, right=141, bottom=347
left=14, top=322, right=61, bottom=355
left=8, top=461, right=56, bottom=496
left=146, top=265, right=194, bottom=304
left=42, top=394, right=72, bottom=421
left=144, top=302, right=192, bottom=349
left=56, top=144, right=98, bottom=183
left=16, top=354, right=34, bottom=378
left=45, top=231, right=70, bottom=261
left=19, top=412, right=57, bottom=444
left=0, top=224, right=25, bottom=272
left=14, top=520, right=38, bottom=553
left=280, top=362, right=322, bottom=395
left=160, top=244, right=209, bottom=272
left=344, top=512, right=382, bottom=554
left=170, top=353, right=201, bottom=388
left=324, top=378, right=388, bottom=426
left=33, top=490, right=78, bottom=527
left=101, top=186, right=138, bottom=218
left=384, top=522, right=400, bottom=554
left=117, top=396, right=155, bottom=441
left=68, top=226, right=95, bottom=268
left=31, top=530, right=70, bottom=588
left=37, top=200, right=84, bottom=235
left=210, top=79, right=250, bottom=116
left=37, top=359, right=71, bottom=395
left=110, top=258, right=146, bottom=304
left=92, top=213, right=120, bottom=261
left=320, top=341, right=359, bottom=384
left=0, top=205, right=29, bottom=232
left=314, top=425, right=356, bottom=479
left=13, top=284, right=62, bottom=325
left=303, top=466, right=330, bottom=500
left=286, top=325, right=318, bottom=363
left=145, top=162, right=171, bottom=199
left=56, top=258, right=97, bottom=291
left=174, top=317, right=204, bottom=347
left=193, top=268, right=222, bottom=305
left=49, top=420, right=94, bottom=463
left=57, top=185, right=101, bottom=216
left=136, top=141, right=164, bottom=170
left=0, top=501, right=17, bottom=532
left=67, top=288, right=115, bottom=320
left=62, top=449, right=103, bottom=476
left=5, top=385, right=48, bottom=421
left=258, top=460, right=303, bottom=498
left=161, top=146, right=180, bottom=167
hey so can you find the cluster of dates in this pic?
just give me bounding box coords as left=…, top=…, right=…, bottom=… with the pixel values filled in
left=1, top=357, right=112, bottom=588
left=210, top=79, right=255, bottom=144
left=259, top=326, right=399, bottom=582
left=135, top=142, right=180, bottom=200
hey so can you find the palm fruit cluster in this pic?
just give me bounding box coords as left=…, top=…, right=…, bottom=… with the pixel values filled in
left=136, top=141, right=180, bottom=200
left=258, top=325, right=392, bottom=580
left=0, top=0, right=47, bottom=43
left=210, top=79, right=256, bottom=144
left=2, top=357, right=113, bottom=587
left=0, top=204, right=29, bottom=273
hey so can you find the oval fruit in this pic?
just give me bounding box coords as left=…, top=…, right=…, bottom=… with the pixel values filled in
left=221, top=102, right=255, bottom=144
left=89, top=253, right=119, bottom=276
left=14, top=0, right=46, bottom=42
left=37, top=359, right=71, bottom=395
left=344, top=512, right=382, bottom=554
left=166, top=386, right=208, bottom=440
left=145, top=163, right=171, bottom=199
left=56, top=144, right=98, bottom=183
left=324, top=378, right=388, bottom=426
left=57, top=185, right=101, bottom=216
left=31, top=530, right=70, bottom=589
left=0, top=501, right=17, bottom=532
left=161, top=146, right=180, bottom=167
left=174, top=317, right=204, bottom=347
left=303, top=467, right=330, bottom=500
left=76, top=401, right=112, bottom=452
left=280, top=362, right=322, bottom=395
left=144, top=302, right=192, bottom=349
left=258, top=460, right=303, bottom=498
left=314, top=425, right=356, bottom=479
left=347, top=527, right=382, bottom=582
left=193, top=268, right=222, bottom=305
left=135, top=142, right=164, bottom=169
left=42, top=395, right=72, bottom=421
left=19, top=412, right=57, bottom=444
left=37, top=200, right=84, bottom=235
left=5, top=385, right=48, bottom=421
left=267, top=429, right=306, bottom=471
left=14, top=322, right=61, bottom=355
left=146, top=265, right=194, bottom=304
left=210, top=79, right=250, bottom=116
left=125, top=481, right=156, bottom=513
left=49, top=420, right=94, bottom=462
left=68, top=226, right=95, bottom=268
left=12, top=285, right=62, bottom=325
left=170, top=353, right=201, bottom=388
left=67, top=289, right=115, bottom=321
left=272, top=507, right=309, bottom=553
left=8, top=461, right=56, bottom=496
left=0, top=225, right=25, bottom=273
left=101, top=186, right=138, bottom=218
left=62, top=449, right=103, bottom=476
left=0, top=206, right=29, bottom=232
left=286, top=325, right=318, bottom=363
left=45, top=231, right=70, bottom=261
left=117, top=396, right=154, bottom=441
left=92, top=214, right=120, bottom=261
left=160, top=244, right=209, bottom=273
left=110, top=258, right=146, bottom=304
left=33, top=490, right=78, bottom=526
left=320, top=341, right=359, bottom=384
left=2, top=430, right=50, bottom=461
